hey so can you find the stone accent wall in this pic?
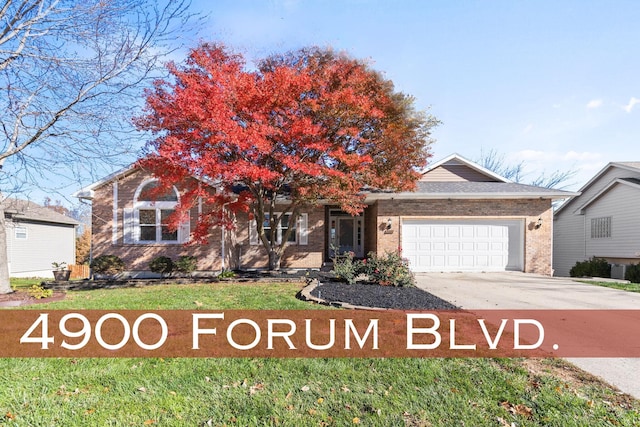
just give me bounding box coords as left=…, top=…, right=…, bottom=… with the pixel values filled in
left=373, top=198, right=554, bottom=275
left=235, top=208, right=325, bottom=269
left=90, top=170, right=223, bottom=274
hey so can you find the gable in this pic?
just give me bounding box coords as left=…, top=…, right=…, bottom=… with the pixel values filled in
left=555, top=162, right=640, bottom=217
left=419, top=154, right=509, bottom=183
left=420, top=160, right=502, bottom=182
left=575, top=178, right=640, bottom=214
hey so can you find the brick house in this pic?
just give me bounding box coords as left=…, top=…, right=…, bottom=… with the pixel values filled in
left=75, top=154, right=576, bottom=276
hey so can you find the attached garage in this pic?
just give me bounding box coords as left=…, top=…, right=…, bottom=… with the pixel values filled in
left=401, top=219, right=524, bottom=272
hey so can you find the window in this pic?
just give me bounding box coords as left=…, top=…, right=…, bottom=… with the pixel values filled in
left=138, top=208, right=178, bottom=242
left=591, top=216, right=611, bottom=239
left=15, top=226, right=27, bottom=240
left=262, top=213, right=297, bottom=244
left=123, top=179, right=188, bottom=244
left=249, top=213, right=308, bottom=246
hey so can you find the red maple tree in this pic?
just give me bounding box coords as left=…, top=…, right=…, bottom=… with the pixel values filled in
left=137, top=43, right=438, bottom=270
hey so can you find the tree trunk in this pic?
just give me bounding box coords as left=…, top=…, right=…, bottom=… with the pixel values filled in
left=0, top=209, right=13, bottom=294
left=268, top=250, right=282, bottom=271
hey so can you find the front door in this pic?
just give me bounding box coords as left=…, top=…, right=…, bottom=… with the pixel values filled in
left=329, top=212, right=364, bottom=258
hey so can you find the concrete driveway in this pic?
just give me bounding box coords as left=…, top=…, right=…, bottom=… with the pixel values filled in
left=415, top=272, right=640, bottom=398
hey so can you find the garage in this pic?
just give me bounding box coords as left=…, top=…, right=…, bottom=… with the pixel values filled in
left=401, top=219, right=524, bottom=272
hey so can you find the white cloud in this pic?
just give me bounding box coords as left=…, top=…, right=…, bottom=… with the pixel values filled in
left=586, top=99, right=603, bottom=109
left=623, top=97, right=640, bottom=113
left=522, top=124, right=534, bottom=134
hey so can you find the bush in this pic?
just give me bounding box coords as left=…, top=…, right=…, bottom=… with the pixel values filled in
left=362, top=250, right=415, bottom=287
left=174, top=256, right=198, bottom=275
left=569, top=257, right=611, bottom=278
left=332, top=251, right=361, bottom=285
left=149, top=256, right=175, bottom=276
left=90, top=255, right=125, bottom=276
left=28, top=284, right=53, bottom=299
left=625, top=264, right=640, bottom=283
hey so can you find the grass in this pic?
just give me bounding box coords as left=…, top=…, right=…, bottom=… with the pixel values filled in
left=577, top=280, right=640, bottom=293
left=1, top=278, right=639, bottom=426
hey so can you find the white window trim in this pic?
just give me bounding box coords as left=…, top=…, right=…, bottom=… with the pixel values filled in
left=123, top=179, right=190, bottom=245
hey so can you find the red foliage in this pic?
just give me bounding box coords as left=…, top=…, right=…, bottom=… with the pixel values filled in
left=136, top=43, right=437, bottom=263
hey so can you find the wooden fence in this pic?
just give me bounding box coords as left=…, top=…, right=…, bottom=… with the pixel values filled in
left=69, top=264, right=90, bottom=280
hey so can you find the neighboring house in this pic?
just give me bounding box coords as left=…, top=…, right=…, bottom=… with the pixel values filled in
left=75, top=154, right=575, bottom=277
left=553, top=161, right=640, bottom=277
left=2, top=198, right=79, bottom=278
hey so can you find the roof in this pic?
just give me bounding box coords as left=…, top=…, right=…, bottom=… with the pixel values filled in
left=73, top=163, right=138, bottom=200
left=1, top=198, right=80, bottom=226
left=555, top=161, right=640, bottom=215
left=73, top=163, right=219, bottom=200
left=365, top=181, right=577, bottom=201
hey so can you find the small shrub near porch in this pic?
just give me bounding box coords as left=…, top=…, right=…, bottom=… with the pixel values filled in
left=333, top=250, right=415, bottom=287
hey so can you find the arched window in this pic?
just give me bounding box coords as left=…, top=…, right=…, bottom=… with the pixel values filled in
left=123, top=179, right=189, bottom=244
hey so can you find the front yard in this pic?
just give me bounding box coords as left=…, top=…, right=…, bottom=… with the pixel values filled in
left=0, top=279, right=638, bottom=426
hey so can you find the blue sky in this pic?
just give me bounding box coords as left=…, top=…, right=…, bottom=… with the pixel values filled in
left=181, top=0, right=640, bottom=191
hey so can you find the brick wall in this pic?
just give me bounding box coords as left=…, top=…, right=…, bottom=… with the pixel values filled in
left=373, top=198, right=554, bottom=275
left=91, top=170, right=223, bottom=274
left=235, top=208, right=325, bottom=269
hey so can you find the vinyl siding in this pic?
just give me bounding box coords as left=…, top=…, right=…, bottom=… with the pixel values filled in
left=585, top=184, right=640, bottom=258
left=7, top=220, right=76, bottom=277
left=553, top=166, right=640, bottom=276
left=420, top=164, right=499, bottom=182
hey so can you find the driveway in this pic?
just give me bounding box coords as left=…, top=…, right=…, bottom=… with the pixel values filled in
left=415, top=272, right=640, bottom=398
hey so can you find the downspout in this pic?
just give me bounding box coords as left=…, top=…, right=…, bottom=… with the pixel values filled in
left=220, top=201, right=230, bottom=272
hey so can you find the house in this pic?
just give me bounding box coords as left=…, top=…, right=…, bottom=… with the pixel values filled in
left=2, top=198, right=79, bottom=278
left=553, top=161, right=640, bottom=277
left=75, top=154, right=575, bottom=276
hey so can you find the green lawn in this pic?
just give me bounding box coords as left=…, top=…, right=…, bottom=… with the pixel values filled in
left=1, top=278, right=638, bottom=426
left=578, top=280, right=640, bottom=293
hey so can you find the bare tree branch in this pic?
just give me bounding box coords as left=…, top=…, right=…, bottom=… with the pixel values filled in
left=0, top=0, right=200, bottom=293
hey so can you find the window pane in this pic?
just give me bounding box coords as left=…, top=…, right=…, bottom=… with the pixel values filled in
left=161, top=226, right=178, bottom=241
left=139, top=210, right=156, bottom=225
left=160, top=209, right=174, bottom=223
left=140, top=225, right=156, bottom=241
left=138, top=182, right=178, bottom=202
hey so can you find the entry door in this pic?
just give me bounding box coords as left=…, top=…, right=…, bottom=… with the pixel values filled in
left=329, top=215, right=364, bottom=258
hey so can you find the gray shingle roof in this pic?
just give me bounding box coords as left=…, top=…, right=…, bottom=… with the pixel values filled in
left=1, top=198, right=79, bottom=226
left=414, top=181, right=571, bottom=195
left=366, top=181, right=577, bottom=199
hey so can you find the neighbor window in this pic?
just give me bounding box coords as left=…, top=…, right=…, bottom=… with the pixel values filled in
left=590, top=216, right=611, bottom=239
left=14, top=226, right=27, bottom=239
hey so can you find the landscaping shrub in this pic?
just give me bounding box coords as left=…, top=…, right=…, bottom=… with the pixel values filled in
left=332, top=251, right=361, bottom=285
left=90, top=255, right=125, bottom=276
left=569, top=257, right=611, bottom=278
left=174, top=255, right=198, bottom=275
left=361, top=250, right=415, bottom=287
left=625, top=264, right=640, bottom=283
left=149, top=256, right=175, bottom=276
left=28, top=284, right=53, bottom=299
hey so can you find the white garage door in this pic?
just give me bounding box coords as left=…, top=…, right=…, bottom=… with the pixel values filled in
left=401, top=220, right=523, bottom=272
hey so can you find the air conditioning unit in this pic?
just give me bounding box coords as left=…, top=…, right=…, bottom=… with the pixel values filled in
left=611, top=264, right=627, bottom=280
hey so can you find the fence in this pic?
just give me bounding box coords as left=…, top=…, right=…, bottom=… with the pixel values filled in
left=69, top=264, right=90, bottom=280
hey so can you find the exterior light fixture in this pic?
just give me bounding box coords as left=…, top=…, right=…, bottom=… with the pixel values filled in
left=386, top=218, right=392, bottom=230
left=535, top=217, right=543, bottom=229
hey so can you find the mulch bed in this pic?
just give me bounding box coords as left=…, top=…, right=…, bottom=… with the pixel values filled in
left=310, top=281, right=458, bottom=310
left=0, top=290, right=66, bottom=308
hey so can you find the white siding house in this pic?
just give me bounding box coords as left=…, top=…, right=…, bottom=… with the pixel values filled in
left=553, top=162, right=640, bottom=277
left=2, top=199, right=79, bottom=278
